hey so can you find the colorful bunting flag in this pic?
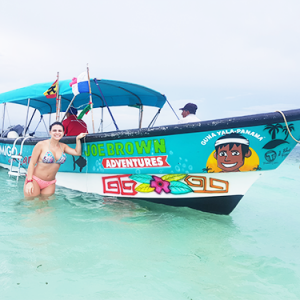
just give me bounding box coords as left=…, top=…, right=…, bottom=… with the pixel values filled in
left=43, top=80, right=58, bottom=99
left=69, top=72, right=89, bottom=96
left=77, top=103, right=92, bottom=120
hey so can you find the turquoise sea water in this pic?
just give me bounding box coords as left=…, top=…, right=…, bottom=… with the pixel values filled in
left=1, top=146, right=300, bottom=300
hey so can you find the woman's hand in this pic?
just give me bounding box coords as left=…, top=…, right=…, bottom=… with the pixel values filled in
left=25, top=182, right=34, bottom=195
left=64, top=133, right=88, bottom=156
left=76, top=133, right=88, bottom=140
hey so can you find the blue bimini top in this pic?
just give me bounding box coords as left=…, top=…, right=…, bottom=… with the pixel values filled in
left=0, top=79, right=167, bottom=115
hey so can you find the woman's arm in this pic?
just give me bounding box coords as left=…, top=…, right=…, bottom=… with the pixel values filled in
left=25, top=142, right=43, bottom=195
left=63, top=133, right=88, bottom=156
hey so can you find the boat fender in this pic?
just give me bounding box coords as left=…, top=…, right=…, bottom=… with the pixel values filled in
left=7, top=131, right=20, bottom=139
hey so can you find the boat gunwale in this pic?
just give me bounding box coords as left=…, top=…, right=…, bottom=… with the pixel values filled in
left=1, top=108, right=300, bottom=145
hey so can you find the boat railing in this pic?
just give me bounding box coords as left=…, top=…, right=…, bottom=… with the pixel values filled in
left=8, top=136, right=31, bottom=180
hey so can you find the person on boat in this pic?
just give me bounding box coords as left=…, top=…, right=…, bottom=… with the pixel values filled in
left=178, top=103, right=200, bottom=124
left=213, top=133, right=252, bottom=172
left=62, top=107, right=88, bottom=136
left=24, top=122, right=87, bottom=198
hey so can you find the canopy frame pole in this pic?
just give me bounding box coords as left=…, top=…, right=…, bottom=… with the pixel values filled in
left=148, top=108, right=161, bottom=128
left=30, top=114, right=43, bottom=136
left=101, top=107, right=104, bottom=132
left=87, top=65, right=95, bottom=133
left=42, top=116, right=50, bottom=137
left=23, top=99, right=30, bottom=137
left=139, top=105, right=144, bottom=129
left=57, top=95, right=62, bottom=121
left=1, top=103, right=6, bottom=137
left=94, top=78, right=119, bottom=131
left=55, top=72, right=60, bottom=121
left=166, top=98, right=179, bottom=120
left=61, top=95, right=76, bottom=122
left=25, top=109, right=37, bottom=135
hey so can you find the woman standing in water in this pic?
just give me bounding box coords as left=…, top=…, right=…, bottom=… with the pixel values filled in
left=24, top=122, right=87, bottom=198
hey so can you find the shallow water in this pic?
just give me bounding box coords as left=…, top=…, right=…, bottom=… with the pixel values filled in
left=1, top=147, right=300, bottom=300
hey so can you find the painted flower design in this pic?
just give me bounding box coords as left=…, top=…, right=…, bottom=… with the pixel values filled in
left=130, top=174, right=192, bottom=195
left=150, top=176, right=171, bottom=194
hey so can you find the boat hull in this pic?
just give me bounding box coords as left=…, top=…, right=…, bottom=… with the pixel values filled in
left=54, top=171, right=262, bottom=214
left=1, top=109, right=300, bottom=214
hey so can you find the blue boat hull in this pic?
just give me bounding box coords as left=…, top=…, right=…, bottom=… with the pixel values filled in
left=1, top=109, right=300, bottom=214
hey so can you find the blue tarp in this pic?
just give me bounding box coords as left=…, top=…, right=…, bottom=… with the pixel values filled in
left=0, top=79, right=167, bottom=115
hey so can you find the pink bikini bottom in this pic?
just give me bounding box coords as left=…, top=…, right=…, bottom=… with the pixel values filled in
left=32, top=175, right=57, bottom=190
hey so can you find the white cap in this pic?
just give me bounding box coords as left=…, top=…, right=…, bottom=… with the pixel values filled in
left=215, top=138, right=249, bottom=147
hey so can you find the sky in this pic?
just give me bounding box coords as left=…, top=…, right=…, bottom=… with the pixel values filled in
left=0, top=0, right=300, bottom=133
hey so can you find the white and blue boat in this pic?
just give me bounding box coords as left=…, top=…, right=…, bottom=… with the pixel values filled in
left=1, top=78, right=300, bottom=214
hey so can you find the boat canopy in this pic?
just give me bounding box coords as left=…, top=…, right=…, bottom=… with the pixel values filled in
left=0, top=79, right=167, bottom=115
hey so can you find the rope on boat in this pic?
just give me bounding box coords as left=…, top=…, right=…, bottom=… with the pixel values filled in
left=276, top=110, right=300, bottom=143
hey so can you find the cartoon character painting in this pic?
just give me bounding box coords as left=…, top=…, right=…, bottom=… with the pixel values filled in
left=213, top=133, right=252, bottom=172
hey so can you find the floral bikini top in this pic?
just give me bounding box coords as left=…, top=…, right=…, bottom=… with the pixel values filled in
left=40, top=141, right=67, bottom=165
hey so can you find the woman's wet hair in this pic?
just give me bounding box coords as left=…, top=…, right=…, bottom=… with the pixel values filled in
left=49, top=122, right=65, bottom=132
